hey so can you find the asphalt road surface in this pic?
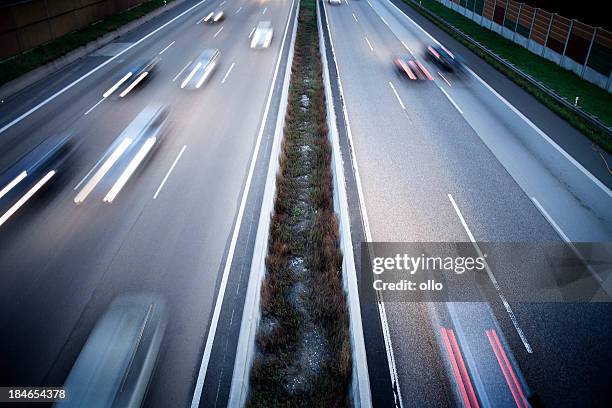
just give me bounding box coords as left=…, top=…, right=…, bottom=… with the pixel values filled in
left=0, top=0, right=296, bottom=406
left=321, top=0, right=612, bottom=406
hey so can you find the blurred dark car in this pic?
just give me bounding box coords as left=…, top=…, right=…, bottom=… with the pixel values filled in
left=425, top=45, right=463, bottom=73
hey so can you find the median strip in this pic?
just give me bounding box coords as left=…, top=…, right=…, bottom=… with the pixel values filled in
left=247, top=0, right=352, bottom=405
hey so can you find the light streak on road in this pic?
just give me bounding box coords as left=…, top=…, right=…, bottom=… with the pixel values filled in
left=173, top=60, right=192, bottom=82
left=0, top=171, right=27, bottom=200
left=74, top=138, right=133, bottom=204
left=103, top=72, right=132, bottom=98
left=0, top=171, right=55, bottom=228
left=119, top=72, right=148, bottom=97
left=181, top=62, right=202, bottom=88
left=104, top=137, right=157, bottom=203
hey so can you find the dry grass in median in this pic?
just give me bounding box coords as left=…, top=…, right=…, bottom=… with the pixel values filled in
left=247, top=0, right=351, bottom=406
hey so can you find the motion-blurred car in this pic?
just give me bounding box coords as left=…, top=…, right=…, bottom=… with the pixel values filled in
left=251, top=21, right=273, bottom=49
left=180, top=49, right=219, bottom=89
left=426, top=44, right=463, bottom=72
left=103, top=56, right=161, bottom=98
left=56, top=295, right=166, bottom=408
left=0, top=131, right=78, bottom=227
left=328, top=0, right=342, bottom=5
left=203, top=10, right=224, bottom=23
left=394, top=55, right=433, bottom=81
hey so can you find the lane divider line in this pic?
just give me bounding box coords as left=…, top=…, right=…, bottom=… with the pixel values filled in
left=438, top=71, right=451, bottom=87
left=154, top=145, right=186, bottom=199
left=214, top=26, right=224, bottom=38
left=365, top=36, right=374, bottom=51
left=353, top=13, right=358, bottom=22
left=249, top=26, right=256, bottom=38
left=486, top=329, right=529, bottom=408
left=234, top=6, right=242, bottom=14
left=448, top=193, right=532, bottom=353
left=263, top=7, right=267, bottom=14
left=221, top=62, right=236, bottom=84
left=388, top=81, right=405, bottom=110
left=441, top=328, right=480, bottom=408
left=84, top=98, right=104, bottom=115
left=0, top=0, right=209, bottom=135
left=159, top=40, right=175, bottom=54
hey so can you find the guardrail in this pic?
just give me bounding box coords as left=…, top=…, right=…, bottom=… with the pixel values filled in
left=404, top=0, right=612, bottom=137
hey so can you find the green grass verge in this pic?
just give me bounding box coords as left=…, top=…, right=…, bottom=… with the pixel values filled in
left=0, top=0, right=174, bottom=87
left=401, top=0, right=612, bottom=152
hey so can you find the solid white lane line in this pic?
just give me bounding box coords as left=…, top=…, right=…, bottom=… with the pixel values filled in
left=74, top=138, right=133, bottom=204
left=531, top=197, right=603, bottom=284
left=388, top=82, right=405, bottom=110
left=214, top=26, right=224, bottom=37
left=0, top=0, right=209, bottom=135
left=263, top=7, right=267, bottom=14
left=84, top=98, right=104, bottom=115
left=382, top=0, right=612, bottom=199
left=381, top=16, right=388, bottom=25
left=0, top=171, right=27, bottom=200
left=448, top=193, right=533, bottom=353
left=401, top=41, right=413, bottom=54
left=249, top=26, right=256, bottom=38
left=119, top=72, right=148, bottom=97
left=220, top=0, right=226, bottom=5
left=365, top=36, right=373, bottom=51
left=181, top=62, right=202, bottom=88
left=173, top=60, right=192, bottom=82
left=104, top=137, right=156, bottom=203
left=440, top=87, right=463, bottom=114
left=159, top=41, right=175, bottom=54
left=353, top=13, right=358, bottom=22
left=190, top=0, right=297, bottom=404
left=103, top=72, right=132, bottom=98
left=154, top=145, right=186, bottom=199
left=235, top=6, right=242, bottom=14
left=221, top=62, right=235, bottom=84
left=437, top=71, right=451, bottom=87
left=322, top=2, right=403, bottom=406
left=0, top=170, right=56, bottom=228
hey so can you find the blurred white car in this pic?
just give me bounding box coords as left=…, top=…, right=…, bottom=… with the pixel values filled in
left=251, top=21, right=273, bottom=49
left=203, top=10, right=224, bottom=23
left=180, top=49, right=219, bottom=89
left=328, top=0, right=342, bottom=4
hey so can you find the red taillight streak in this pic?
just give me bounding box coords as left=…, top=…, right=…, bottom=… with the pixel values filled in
left=486, top=330, right=529, bottom=408
left=398, top=60, right=416, bottom=80
left=441, top=328, right=479, bottom=408
left=428, top=46, right=440, bottom=59
left=416, top=60, right=434, bottom=80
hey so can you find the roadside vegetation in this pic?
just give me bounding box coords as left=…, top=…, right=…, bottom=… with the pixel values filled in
left=402, top=0, right=612, bottom=152
left=247, top=0, right=351, bottom=406
left=0, top=0, right=174, bottom=87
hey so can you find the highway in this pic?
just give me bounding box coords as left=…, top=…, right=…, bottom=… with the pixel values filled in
left=1, top=0, right=611, bottom=406
left=0, top=0, right=296, bottom=406
left=321, top=0, right=612, bottom=407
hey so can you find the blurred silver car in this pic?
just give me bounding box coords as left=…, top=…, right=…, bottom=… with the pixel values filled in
left=180, top=49, right=219, bottom=89
left=56, top=295, right=166, bottom=408
left=203, top=10, right=224, bottom=23
left=251, top=21, right=273, bottom=49
left=328, top=0, right=342, bottom=5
